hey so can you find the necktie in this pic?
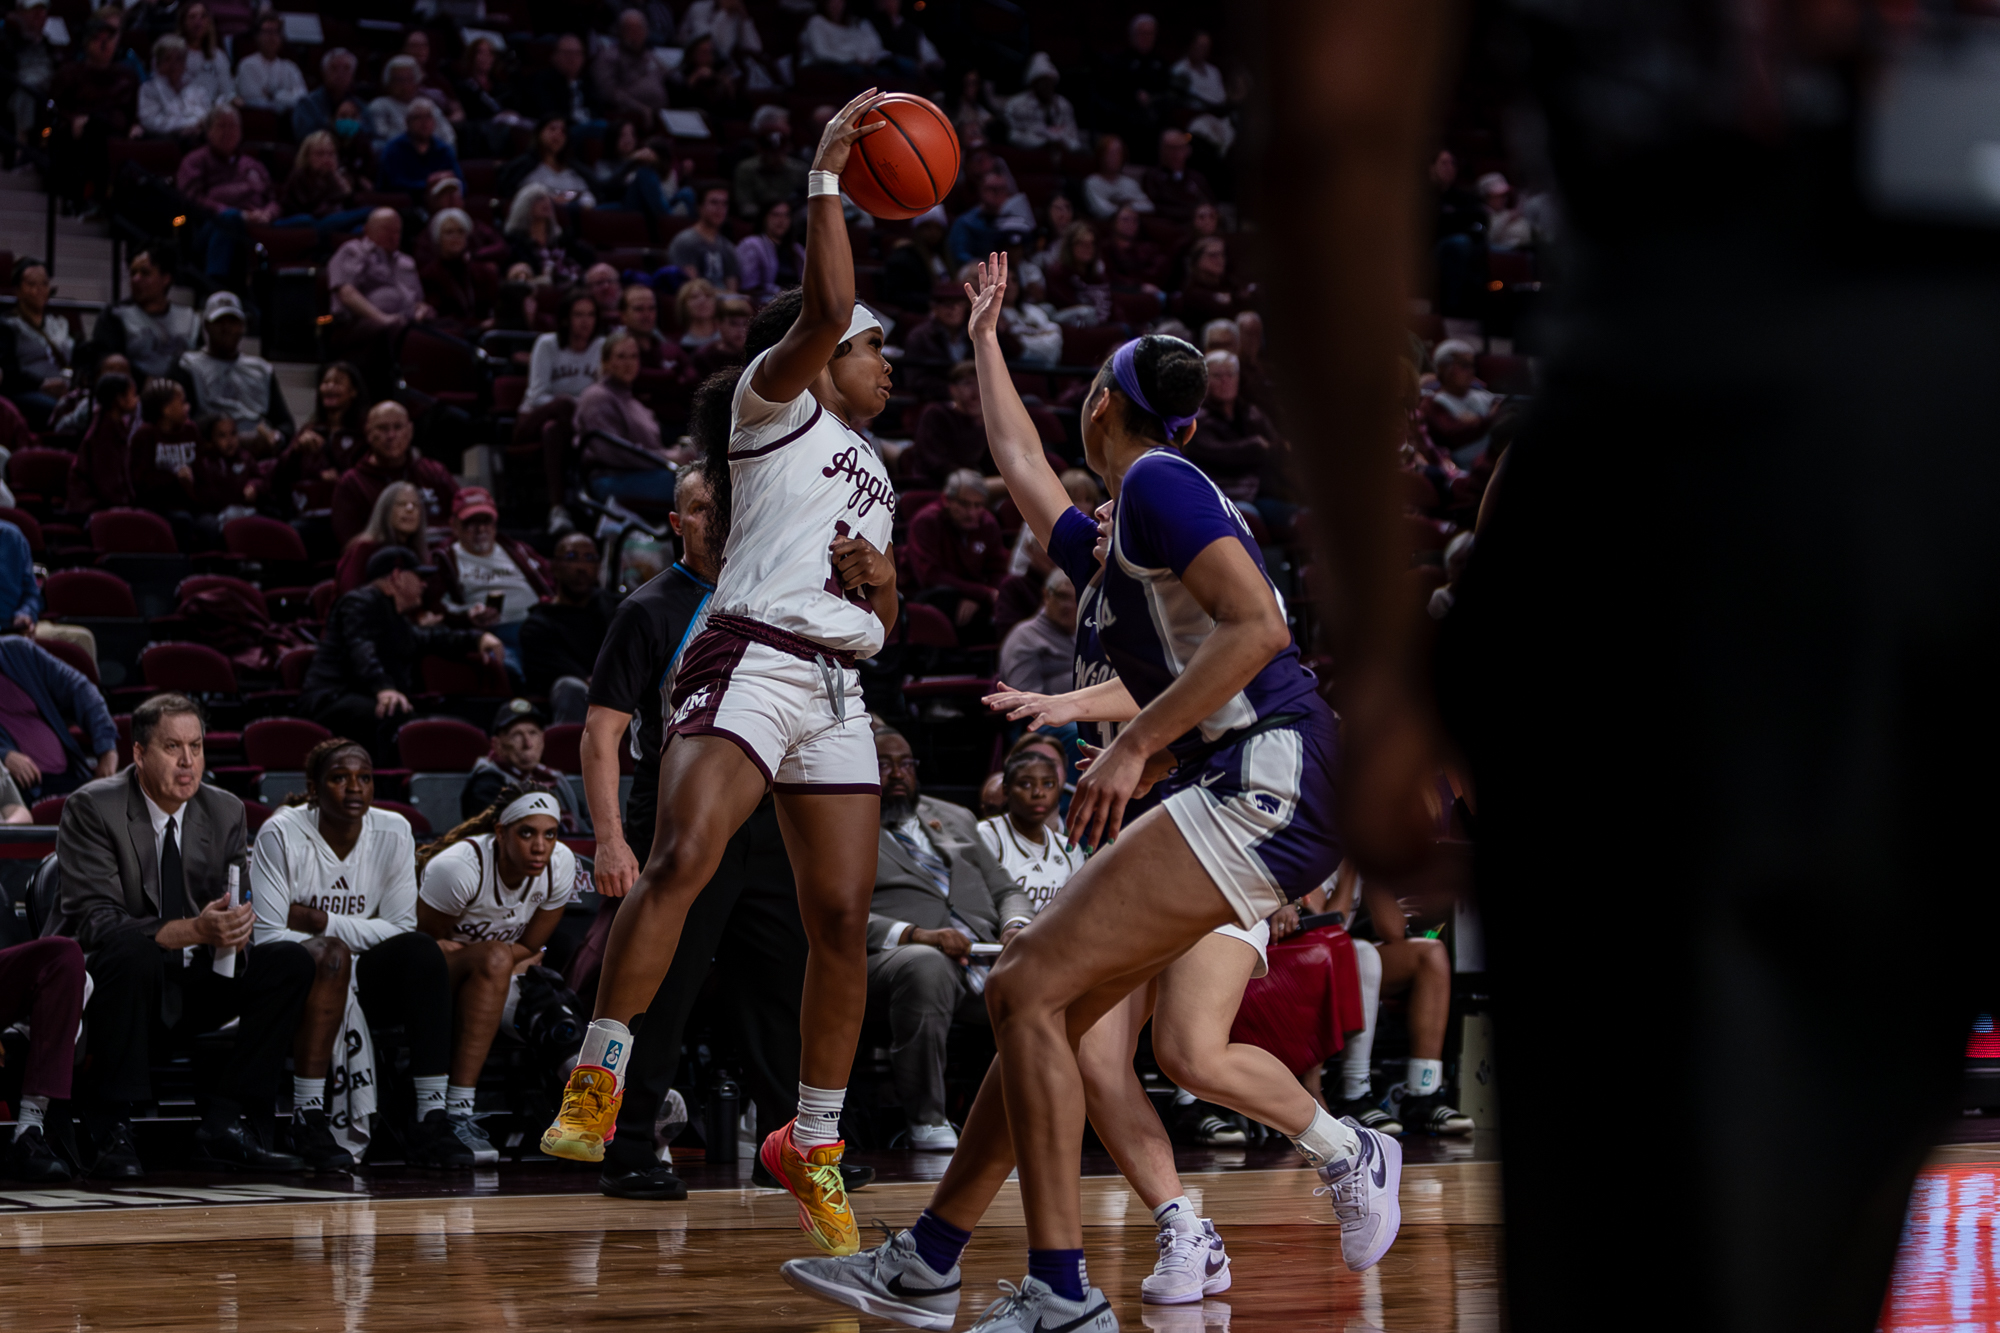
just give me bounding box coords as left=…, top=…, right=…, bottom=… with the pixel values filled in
left=160, top=817, right=185, bottom=920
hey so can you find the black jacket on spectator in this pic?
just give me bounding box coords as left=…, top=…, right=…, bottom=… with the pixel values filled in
left=520, top=592, right=616, bottom=696
left=300, top=585, right=482, bottom=703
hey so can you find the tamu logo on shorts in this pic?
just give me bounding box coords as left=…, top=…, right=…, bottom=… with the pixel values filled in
left=670, top=686, right=714, bottom=727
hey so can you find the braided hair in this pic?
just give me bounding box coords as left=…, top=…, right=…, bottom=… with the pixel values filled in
left=416, top=783, right=527, bottom=872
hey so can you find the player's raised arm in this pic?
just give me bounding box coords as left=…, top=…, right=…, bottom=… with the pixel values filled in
left=751, top=89, right=886, bottom=405
left=965, top=253, right=1072, bottom=549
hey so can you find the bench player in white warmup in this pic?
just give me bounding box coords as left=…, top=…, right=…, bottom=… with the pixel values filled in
left=541, top=88, right=902, bottom=1259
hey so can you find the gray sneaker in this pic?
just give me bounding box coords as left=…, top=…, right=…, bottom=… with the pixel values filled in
left=781, top=1228, right=961, bottom=1331
left=448, top=1114, right=500, bottom=1166
left=966, top=1277, right=1117, bottom=1333
left=1315, top=1118, right=1402, bottom=1272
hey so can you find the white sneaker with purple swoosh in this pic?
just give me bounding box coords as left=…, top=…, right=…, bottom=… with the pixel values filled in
left=965, top=1277, right=1118, bottom=1332
left=1140, top=1218, right=1231, bottom=1304
left=780, top=1227, right=961, bottom=1330
left=1315, top=1117, right=1403, bottom=1272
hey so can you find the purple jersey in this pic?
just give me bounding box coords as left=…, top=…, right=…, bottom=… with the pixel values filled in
left=1048, top=449, right=1327, bottom=761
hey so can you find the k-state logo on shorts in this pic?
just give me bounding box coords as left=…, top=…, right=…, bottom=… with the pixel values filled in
left=1253, top=792, right=1281, bottom=815
left=670, top=687, right=713, bottom=727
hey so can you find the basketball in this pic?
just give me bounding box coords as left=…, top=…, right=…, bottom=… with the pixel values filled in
left=841, top=94, right=961, bottom=221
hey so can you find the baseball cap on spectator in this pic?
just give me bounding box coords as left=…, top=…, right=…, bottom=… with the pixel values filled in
left=203, top=291, right=247, bottom=324
left=452, top=487, right=499, bottom=521
left=366, top=546, right=437, bottom=579
left=490, top=697, right=546, bottom=735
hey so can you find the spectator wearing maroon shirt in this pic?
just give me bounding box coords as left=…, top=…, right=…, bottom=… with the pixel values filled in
left=906, top=469, right=1009, bottom=645
left=1189, top=349, right=1291, bottom=529
left=330, top=400, right=458, bottom=545
left=906, top=362, right=988, bottom=489
left=65, top=373, right=138, bottom=515
left=616, top=285, right=690, bottom=379
left=1170, top=235, right=1251, bottom=325
left=129, top=378, right=200, bottom=514
left=1141, top=129, right=1215, bottom=225
left=1103, top=203, right=1168, bottom=290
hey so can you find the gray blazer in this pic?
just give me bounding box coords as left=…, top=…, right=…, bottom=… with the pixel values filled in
left=868, top=795, right=1034, bottom=953
left=46, top=770, right=247, bottom=953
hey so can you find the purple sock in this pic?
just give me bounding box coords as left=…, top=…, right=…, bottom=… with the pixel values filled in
left=910, top=1209, right=971, bottom=1277
left=1028, top=1247, right=1088, bottom=1303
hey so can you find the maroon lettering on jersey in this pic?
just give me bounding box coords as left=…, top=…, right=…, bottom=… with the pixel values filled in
left=821, top=446, right=897, bottom=519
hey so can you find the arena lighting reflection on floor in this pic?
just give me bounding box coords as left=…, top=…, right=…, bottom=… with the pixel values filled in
left=1882, top=1166, right=2000, bottom=1332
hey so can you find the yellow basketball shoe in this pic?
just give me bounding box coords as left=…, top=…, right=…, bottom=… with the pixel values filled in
left=759, top=1119, right=860, bottom=1256
left=540, top=1066, right=621, bottom=1163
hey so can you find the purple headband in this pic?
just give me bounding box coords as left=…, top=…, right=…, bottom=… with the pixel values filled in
left=1111, top=338, right=1197, bottom=442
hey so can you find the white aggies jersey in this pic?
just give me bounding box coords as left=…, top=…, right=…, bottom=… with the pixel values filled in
left=711, top=347, right=897, bottom=657
left=418, top=834, right=580, bottom=944
left=250, top=805, right=419, bottom=951
left=977, top=815, right=1084, bottom=915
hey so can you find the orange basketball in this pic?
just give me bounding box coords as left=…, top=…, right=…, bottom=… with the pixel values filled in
left=841, top=94, right=961, bottom=221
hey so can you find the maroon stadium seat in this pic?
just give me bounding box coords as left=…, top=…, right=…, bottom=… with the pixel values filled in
left=141, top=642, right=241, bottom=695
left=276, top=645, right=317, bottom=690
left=0, top=506, right=45, bottom=553
left=243, top=799, right=276, bottom=834
left=88, top=508, right=178, bottom=554
left=902, top=601, right=958, bottom=648
left=177, top=574, right=269, bottom=618
left=224, top=515, right=310, bottom=562
left=395, top=717, right=490, bottom=772
left=541, top=722, right=582, bottom=774
left=7, top=448, right=78, bottom=504
left=1060, top=325, right=1126, bottom=368
left=309, top=580, right=339, bottom=621
left=34, top=635, right=99, bottom=685
left=419, top=656, right=511, bottom=698
left=44, top=569, right=140, bottom=618
left=243, top=717, right=333, bottom=769
left=30, top=796, right=66, bottom=825
left=373, top=799, right=432, bottom=834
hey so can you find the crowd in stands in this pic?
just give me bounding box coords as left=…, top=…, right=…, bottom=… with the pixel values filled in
left=0, top=0, right=1518, bottom=1184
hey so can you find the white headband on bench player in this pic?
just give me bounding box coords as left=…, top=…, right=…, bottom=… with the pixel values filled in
left=499, top=792, right=561, bottom=825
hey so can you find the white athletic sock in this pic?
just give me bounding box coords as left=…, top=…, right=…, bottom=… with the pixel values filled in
left=14, top=1094, right=48, bottom=1139
left=1152, top=1195, right=1200, bottom=1233
left=578, top=1019, right=633, bottom=1095
left=1290, top=1103, right=1361, bottom=1167
left=292, top=1075, right=325, bottom=1118
left=414, top=1075, right=447, bottom=1117
left=792, top=1082, right=846, bottom=1150
left=1406, top=1058, right=1444, bottom=1100
left=1340, top=941, right=1382, bottom=1102
left=447, top=1085, right=477, bottom=1119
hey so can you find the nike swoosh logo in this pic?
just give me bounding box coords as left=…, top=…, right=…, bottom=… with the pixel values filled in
left=1205, top=1254, right=1227, bottom=1277
left=886, top=1274, right=961, bottom=1297
left=1036, top=1301, right=1111, bottom=1333
left=1371, top=1152, right=1388, bottom=1189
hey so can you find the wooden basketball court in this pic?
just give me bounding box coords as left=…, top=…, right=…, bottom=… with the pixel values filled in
left=0, top=1135, right=1991, bottom=1329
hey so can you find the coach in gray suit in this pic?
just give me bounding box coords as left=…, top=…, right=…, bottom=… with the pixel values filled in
left=867, top=726, right=1033, bottom=1149
left=51, top=693, right=310, bottom=1177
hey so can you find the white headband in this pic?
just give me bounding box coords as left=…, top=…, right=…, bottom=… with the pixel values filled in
left=844, top=303, right=883, bottom=344
left=499, top=791, right=561, bottom=825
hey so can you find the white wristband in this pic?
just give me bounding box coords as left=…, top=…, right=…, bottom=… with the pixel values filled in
left=808, top=170, right=842, bottom=199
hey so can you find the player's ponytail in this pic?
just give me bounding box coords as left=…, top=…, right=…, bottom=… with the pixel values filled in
left=1094, top=334, right=1208, bottom=447
left=416, top=783, right=525, bottom=872
left=689, top=286, right=812, bottom=536
left=285, top=737, right=372, bottom=807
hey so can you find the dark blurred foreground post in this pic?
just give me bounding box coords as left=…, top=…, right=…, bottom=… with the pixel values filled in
left=1257, top=1, right=2000, bottom=1329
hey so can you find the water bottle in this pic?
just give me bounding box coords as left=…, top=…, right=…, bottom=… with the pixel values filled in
left=707, top=1074, right=740, bottom=1164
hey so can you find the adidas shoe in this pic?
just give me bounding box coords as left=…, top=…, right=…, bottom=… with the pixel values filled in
left=291, top=1110, right=357, bottom=1172
left=1315, top=1118, right=1402, bottom=1272
left=1331, top=1096, right=1403, bottom=1138
left=1140, top=1218, right=1231, bottom=1304
left=758, top=1118, right=860, bottom=1256
left=781, top=1226, right=961, bottom=1330
left=541, top=1065, right=620, bottom=1162
left=966, top=1278, right=1117, bottom=1332
left=1189, top=1113, right=1245, bottom=1146
left=1398, top=1094, right=1474, bottom=1136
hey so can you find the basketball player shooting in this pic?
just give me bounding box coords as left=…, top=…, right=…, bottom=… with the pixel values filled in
left=541, top=89, right=899, bottom=1260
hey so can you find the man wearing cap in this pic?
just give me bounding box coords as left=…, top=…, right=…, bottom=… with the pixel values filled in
left=300, top=546, right=505, bottom=762
left=436, top=487, right=550, bottom=682
left=174, top=292, right=294, bottom=452
left=462, top=699, right=583, bottom=828
left=946, top=169, right=1034, bottom=270
left=176, top=104, right=280, bottom=282
left=1002, top=51, right=1082, bottom=152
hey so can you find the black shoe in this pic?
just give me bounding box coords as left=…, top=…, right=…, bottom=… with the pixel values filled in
left=194, top=1117, right=309, bottom=1172
left=6, top=1126, right=74, bottom=1183
left=89, top=1120, right=145, bottom=1180
left=1399, top=1093, right=1475, bottom=1136
left=1332, top=1096, right=1404, bottom=1138
left=750, top=1152, right=875, bottom=1193
left=599, top=1135, right=687, bottom=1200
left=290, top=1111, right=357, bottom=1173
left=405, top=1109, right=476, bottom=1169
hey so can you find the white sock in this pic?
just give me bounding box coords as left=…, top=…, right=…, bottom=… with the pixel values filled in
left=1406, top=1057, right=1444, bottom=1099
left=14, top=1094, right=48, bottom=1139
left=1340, top=941, right=1382, bottom=1102
left=792, top=1082, right=846, bottom=1150
left=1152, top=1195, right=1200, bottom=1233
left=447, top=1084, right=477, bottom=1119
left=414, top=1075, right=447, bottom=1117
left=1289, top=1103, right=1360, bottom=1167
left=292, top=1075, right=325, bottom=1118
left=578, top=1019, right=633, bottom=1095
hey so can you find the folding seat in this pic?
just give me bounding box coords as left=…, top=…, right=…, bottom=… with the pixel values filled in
left=42, top=569, right=145, bottom=689
left=89, top=509, right=189, bottom=618
left=397, top=717, right=491, bottom=831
